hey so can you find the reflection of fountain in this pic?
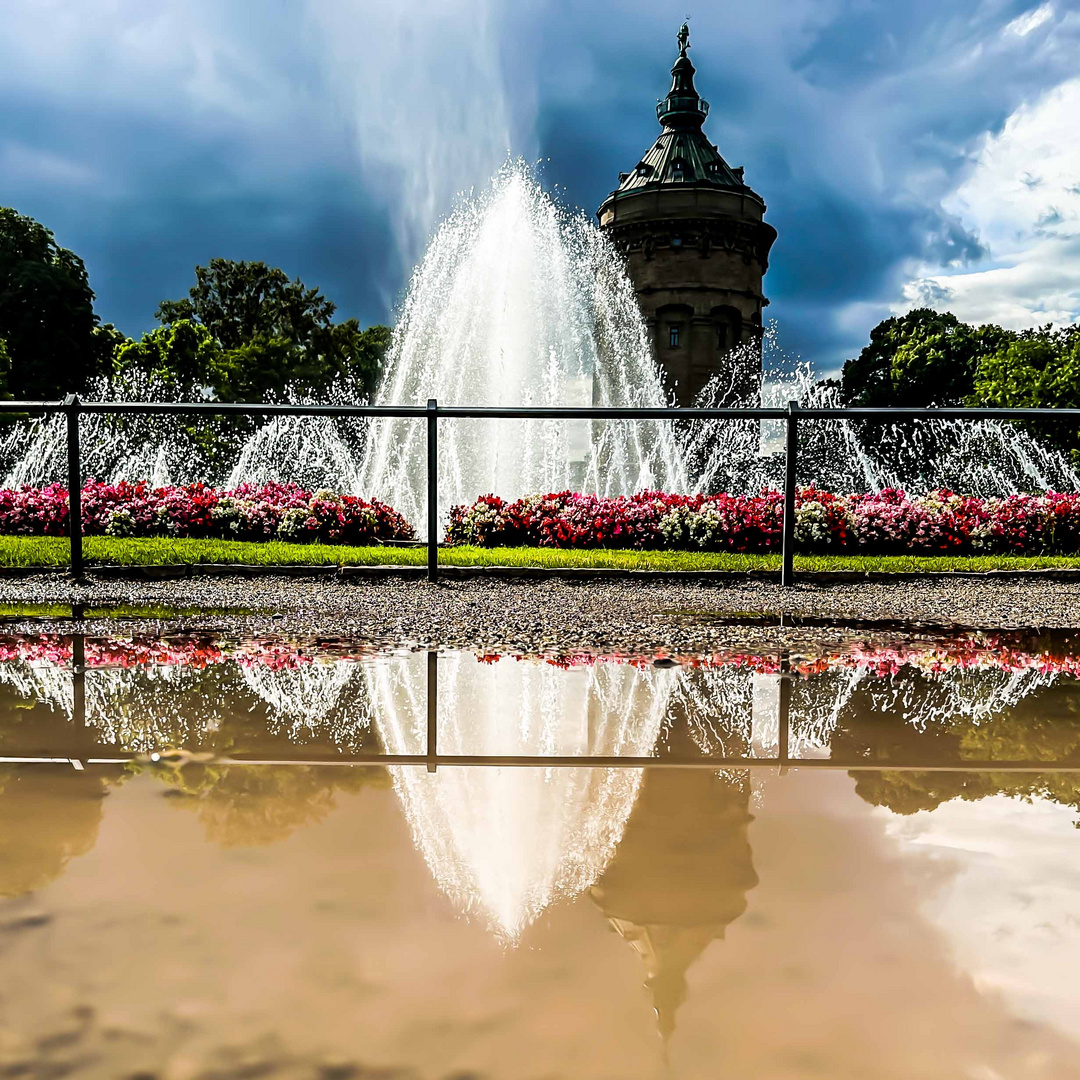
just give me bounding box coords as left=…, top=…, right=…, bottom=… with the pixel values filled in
left=366, top=653, right=676, bottom=939
left=0, top=655, right=374, bottom=754
left=238, top=660, right=372, bottom=747
left=589, top=756, right=757, bottom=1040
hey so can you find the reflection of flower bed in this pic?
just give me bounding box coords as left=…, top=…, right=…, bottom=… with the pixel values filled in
left=0, top=481, right=414, bottom=544
left=2, top=632, right=1080, bottom=679
left=448, top=488, right=1080, bottom=554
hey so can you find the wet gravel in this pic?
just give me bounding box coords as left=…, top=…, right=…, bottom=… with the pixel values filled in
left=0, top=571, right=1077, bottom=653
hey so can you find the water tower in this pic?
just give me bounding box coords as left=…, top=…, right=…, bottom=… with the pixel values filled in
left=597, top=25, right=776, bottom=406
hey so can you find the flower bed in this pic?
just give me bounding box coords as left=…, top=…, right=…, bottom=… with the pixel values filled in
left=446, top=488, right=1080, bottom=555
left=3, top=629, right=1080, bottom=679
left=0, top=481, right=415, bottom=545
left=6, top=482, right=1080, bottom=555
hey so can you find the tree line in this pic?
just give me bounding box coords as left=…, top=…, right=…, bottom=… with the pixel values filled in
left=837, top=308, right=1080, bottom=460
left=0, top=206, right=390, bottom=403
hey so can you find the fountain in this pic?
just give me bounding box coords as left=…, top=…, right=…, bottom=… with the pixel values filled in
left=682, top=329, right=1080, bottom=498
left=359, top=162, right=686, bottom=529
left=1, top=163, right=1077, bottom=505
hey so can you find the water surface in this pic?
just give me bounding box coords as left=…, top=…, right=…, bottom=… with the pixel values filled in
left=3, top=627, right=1080, bottom=1078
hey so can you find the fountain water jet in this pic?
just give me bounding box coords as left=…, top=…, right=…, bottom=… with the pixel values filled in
left=360, top=163, right=685, bottom=531
left=684, top=328, right=1080, bottom=498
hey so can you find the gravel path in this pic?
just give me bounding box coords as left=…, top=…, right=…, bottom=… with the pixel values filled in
left=0, top=571, right=1077, bottom=653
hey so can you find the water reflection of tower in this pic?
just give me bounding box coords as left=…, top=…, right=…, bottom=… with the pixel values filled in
left=588, top=739, right=758, bottom=1039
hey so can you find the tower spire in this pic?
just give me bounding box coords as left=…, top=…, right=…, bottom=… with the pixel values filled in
left=657, top=23, right=708, bottom=130
left=597, top=25, right=777, bottom=406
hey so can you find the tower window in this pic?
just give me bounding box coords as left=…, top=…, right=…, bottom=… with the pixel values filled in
left=669, top=324, right=682, bottom=348
left=716, top=323, right=728, bottom=351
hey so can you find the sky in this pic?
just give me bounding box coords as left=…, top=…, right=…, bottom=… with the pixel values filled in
left=1, top=0, right=1079, bottom=376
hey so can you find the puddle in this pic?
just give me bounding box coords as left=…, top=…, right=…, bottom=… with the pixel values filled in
left=0, top=602, right=269, bottom=622
left=3, top=625, right=1080, bottom=1077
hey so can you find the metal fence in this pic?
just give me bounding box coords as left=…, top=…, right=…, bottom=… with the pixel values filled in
left=7, top=638, right=1080, bottom=773
left=3, top=395, right=1079, bottom=586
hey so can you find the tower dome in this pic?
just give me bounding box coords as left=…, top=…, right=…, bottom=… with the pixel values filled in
left=597, top=25, right=777, bottom=405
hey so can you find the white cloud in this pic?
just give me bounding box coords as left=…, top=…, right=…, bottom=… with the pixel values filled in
left=899, top=77, right=1080, bottom=328
left=1005, top=3, right=1054, bottom=37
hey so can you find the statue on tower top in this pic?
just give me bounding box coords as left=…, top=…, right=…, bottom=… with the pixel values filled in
left=677, top=22, right=690, bottom=56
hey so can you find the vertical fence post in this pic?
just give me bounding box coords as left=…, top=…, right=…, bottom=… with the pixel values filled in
left=72, top=630, right=86, bottom=729
left=778, top=650, right=791, bottom=776
left=427, top=398, right=439, bottom=584
left=426, top=649, right=438, bottom=773
left=781, top=399, right=799, bottom=587
left=64, top=394, right=83, bottom=578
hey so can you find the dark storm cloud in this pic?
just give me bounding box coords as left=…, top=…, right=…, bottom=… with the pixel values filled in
left=1, top=0, right=1078, bottom=369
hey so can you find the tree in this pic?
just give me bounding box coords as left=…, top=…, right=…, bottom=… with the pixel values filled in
left=0, top=336, right=10, bottom=399
left=0, top=207, right=114, bottom=399
left=156, top=259, right=335, bottom=351
left=841, top=308, right=1013, bottom=407
left=114, top=319, right=220, bottom=392
left=971, top=324, right=1080, bottom=460
left=152, top=259, right=389, bottom=400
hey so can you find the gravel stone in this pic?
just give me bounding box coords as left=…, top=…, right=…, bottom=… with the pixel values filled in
left=0, top=571, right=1077, bottom=655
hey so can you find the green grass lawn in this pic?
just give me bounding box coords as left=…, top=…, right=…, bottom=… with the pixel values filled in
left=2, top=535, right=1080, bottom=573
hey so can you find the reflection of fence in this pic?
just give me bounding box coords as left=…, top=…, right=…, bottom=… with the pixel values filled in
left=6, top=641, right=1080, bottom=774
left=4, top=396, right=1080, bottom=585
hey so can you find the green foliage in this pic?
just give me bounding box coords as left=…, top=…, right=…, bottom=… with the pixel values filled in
left=114, top=319, right=220, bottom=392
left=0, top=207, right=111, bottom=399
left=156, top=259, right=335, bottom=350
left=841, top=308, right=1014, bottom=407
left=971, top=324, right=1080, bottom=460
left=149, top=258, right=389, bottom=400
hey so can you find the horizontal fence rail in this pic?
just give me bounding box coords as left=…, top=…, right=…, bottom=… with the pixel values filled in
left=5, top=395, right=1080, bottom=585
left=6, top=644, right=1080, bottom=773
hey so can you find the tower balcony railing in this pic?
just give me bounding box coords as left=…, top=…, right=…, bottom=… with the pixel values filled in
left=657, top=96, right=709, bottom=123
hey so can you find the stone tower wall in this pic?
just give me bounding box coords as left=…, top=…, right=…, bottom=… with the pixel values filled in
left=599, top=188, right=775, bottom=406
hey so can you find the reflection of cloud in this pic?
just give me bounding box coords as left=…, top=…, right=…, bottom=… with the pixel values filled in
left=367, top=653, right=674, bottom=939
left=881, top=793, right=1080, bottom=1040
